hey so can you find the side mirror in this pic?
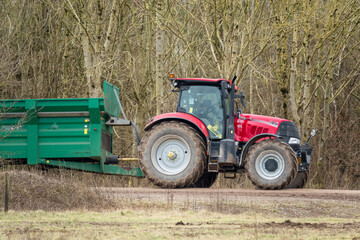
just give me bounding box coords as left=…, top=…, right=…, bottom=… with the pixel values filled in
left=310, top=129, right=316, bottom=136
left=221, top=81, right=229, bottom=99
left=239, top=91, right=246, bottom=108
left=236, top=109, right=242, bottom=118
left=304, top=129, right=316, bottom=148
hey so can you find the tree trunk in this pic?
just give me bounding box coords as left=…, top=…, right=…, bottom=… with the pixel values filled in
left=289, top=20, right=300, bottom=128
left=155, top=0, right=164, bottom=115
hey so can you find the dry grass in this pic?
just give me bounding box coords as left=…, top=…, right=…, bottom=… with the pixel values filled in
left=0, top=210, right=359, bottom=240
left=0, top=170, right=117, bottom=211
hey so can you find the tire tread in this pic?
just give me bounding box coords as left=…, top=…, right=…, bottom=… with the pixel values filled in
left=139, top=121, right=206, bottom=188
left=245, top=139, right=298, bottom=190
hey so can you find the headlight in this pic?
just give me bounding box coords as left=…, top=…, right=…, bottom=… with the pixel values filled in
left=288, top=137, right=300, bottom=144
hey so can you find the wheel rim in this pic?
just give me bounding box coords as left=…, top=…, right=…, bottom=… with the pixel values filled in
left=151, top=135, right=191, bottom=175
left=255, top=150, right=285, bottom=180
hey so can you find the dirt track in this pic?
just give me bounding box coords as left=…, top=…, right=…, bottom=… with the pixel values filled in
left=101, top=187, right=360, bottom=202
left=99, top=187, right=360, bottom=218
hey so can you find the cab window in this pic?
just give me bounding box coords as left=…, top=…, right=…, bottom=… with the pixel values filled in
left=179, top=85, right=224, bottom=139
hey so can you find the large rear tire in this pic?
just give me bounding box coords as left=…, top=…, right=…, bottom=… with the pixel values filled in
left=286, top=170, right=309, bottom=188
left=245, top=139, right=298, bottom=190
left=139, top=121, right=206, bottom=188
left=190, top=171, right=218, bottom=188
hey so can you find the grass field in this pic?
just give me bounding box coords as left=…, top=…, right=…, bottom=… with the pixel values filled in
left=1, top=209, right=359, bottom=240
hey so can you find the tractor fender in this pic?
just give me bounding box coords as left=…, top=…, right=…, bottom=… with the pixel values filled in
left=239, top=133, right=282, bottom=166
left=144, top=113, right=209, bottom=142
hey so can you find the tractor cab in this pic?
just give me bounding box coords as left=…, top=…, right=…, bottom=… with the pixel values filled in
left=172, top=78, right=230, bottom=139
left=167, top=75, right=249, bottom=169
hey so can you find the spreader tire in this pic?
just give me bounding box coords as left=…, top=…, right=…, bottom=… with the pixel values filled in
left=245, top=139, right=298, bottom=190
left=286, top=170, right=309, bottom=189
left=139, top=121, right=206, bottom=188
left=190, top=171, right=218, bottom=188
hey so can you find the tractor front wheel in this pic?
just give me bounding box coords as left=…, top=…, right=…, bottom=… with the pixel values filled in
left=245, top=139, right=298, bottom=190
left=139, top=121, right=206, bottom=188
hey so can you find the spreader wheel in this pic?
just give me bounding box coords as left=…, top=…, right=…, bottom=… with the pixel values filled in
left=139, top=121, right=206, bottom=188
left=245, top=139, right=298, bottom=190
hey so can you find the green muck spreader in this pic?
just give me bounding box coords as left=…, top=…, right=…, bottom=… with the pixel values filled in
left=0, top=82, right=143, bottom=177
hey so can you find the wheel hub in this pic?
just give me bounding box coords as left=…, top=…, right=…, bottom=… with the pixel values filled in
left=151, top=135, right=191, bottom=176
left=167, top=151, right=178, bottom=161
left=264, top=158, right=278, bottom=172
left=255, top=150, right=285, bottom=180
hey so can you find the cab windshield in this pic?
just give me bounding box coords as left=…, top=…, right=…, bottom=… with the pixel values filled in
left=178, top=85, right=224, bottom=139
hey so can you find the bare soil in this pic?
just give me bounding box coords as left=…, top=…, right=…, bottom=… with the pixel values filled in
left=98, top=187, right=360, bottom=218
left=102, top=187, right=360, bottom=201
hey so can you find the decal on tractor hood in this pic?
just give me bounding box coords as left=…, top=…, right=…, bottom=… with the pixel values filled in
left=250, top=118, right=279, bottom=127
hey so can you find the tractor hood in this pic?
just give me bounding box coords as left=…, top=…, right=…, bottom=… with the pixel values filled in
left=234, top=113, right=300, bottom=144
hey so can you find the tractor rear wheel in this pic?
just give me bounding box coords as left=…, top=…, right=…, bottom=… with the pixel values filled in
left=139, top=121, right=206, bottom=188
left=190, top=171, right=218, bottom=188
left=286, top=170, right=309, bottom=188
left=245, top=139, right=298, bottom=190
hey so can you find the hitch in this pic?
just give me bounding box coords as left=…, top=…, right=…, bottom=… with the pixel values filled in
left=297, top=129, right=316, bottom=171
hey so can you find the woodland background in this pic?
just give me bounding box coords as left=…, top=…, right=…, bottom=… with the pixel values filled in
left=0, top=0, right=359, bottom=189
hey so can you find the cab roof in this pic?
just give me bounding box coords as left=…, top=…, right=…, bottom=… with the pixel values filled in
left=174, top=78, right=230, bottom=85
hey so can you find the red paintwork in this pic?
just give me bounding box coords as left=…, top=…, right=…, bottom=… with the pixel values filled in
left=175, top=78, right=229, bottom=83
left=146, top=112, right=291, bottom=142
left=234, top=113, right=290, bottom=142
left=145, top=112, right=210, bottom=138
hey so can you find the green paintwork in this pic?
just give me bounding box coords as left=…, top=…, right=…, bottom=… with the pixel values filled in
left=0, top=82, right=143, bottom=178
left=26, top=100, right=38, bottom=165
left=38, top=159, right=144, bottom=177
left=103, top=81, right=121, bottom=117
left=0, top=99, right=105, bottom=162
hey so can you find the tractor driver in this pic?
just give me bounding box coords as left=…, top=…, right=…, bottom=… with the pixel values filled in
left=193, top=91, right=223, bottom=139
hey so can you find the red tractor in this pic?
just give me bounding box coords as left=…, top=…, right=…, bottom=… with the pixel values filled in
left=139, top=75, right=315, bottom=189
